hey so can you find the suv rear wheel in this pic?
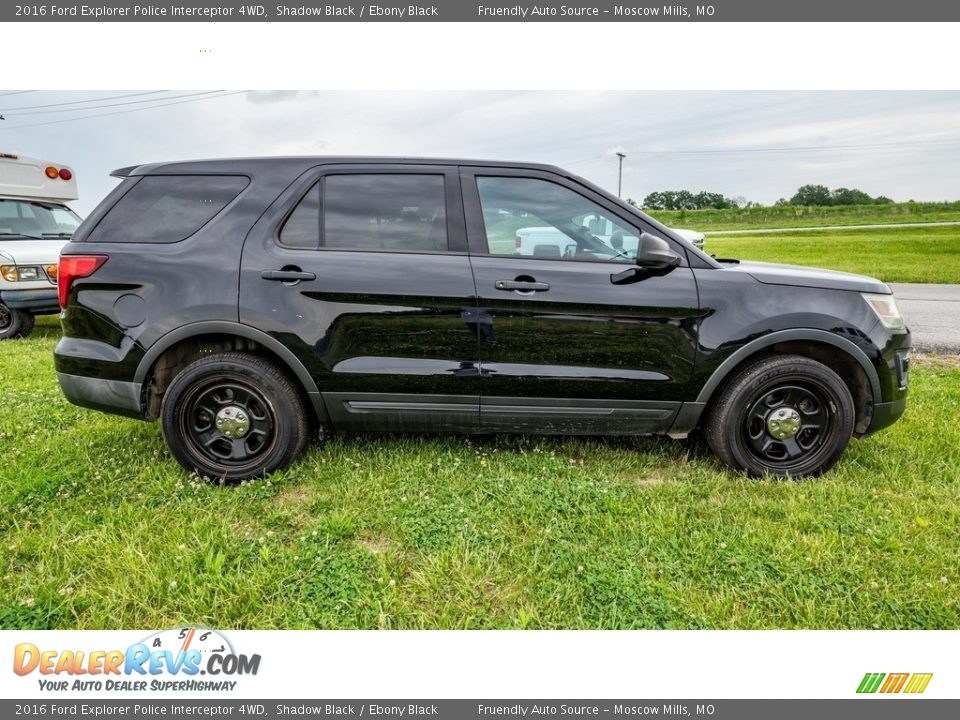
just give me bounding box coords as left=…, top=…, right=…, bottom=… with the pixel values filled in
left=0, top=303, right=35, bottom=340
left=703, top=354, right=855, bottom=478
left=160, top=352, right=310, bottom=481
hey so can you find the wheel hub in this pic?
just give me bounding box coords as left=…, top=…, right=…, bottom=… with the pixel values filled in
left=215, top=405, right=250, bottom=439
left=767, top=407, right=801, bottom=439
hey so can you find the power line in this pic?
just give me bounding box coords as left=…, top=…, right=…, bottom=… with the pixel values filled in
left=0, top=90, right=170, bottom=113
left=0, top=91, right=37, bottom=98
left=2, top=90, right=225, bottom=117
left=0, top=91, right=251, bottom=132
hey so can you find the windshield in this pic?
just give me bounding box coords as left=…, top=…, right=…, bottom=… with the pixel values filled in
left=0, top=198, right=82, bottom=239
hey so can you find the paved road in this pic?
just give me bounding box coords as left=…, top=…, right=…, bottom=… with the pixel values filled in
left=708, top=220, right=960, bottom=235
left=889, top=283, right=960, bottom=352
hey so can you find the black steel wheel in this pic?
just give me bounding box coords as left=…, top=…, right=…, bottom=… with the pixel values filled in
left=161, top=352, right=311, bottom=481
left=703, top=354, right=855, bottom=478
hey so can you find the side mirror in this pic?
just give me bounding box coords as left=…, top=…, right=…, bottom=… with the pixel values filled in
left=636, top=233, right=681, bottom=269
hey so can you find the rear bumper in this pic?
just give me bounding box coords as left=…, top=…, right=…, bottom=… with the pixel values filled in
left=56, top=372, right=144, bottom=419
left=0, top=288, right=59, bottom=314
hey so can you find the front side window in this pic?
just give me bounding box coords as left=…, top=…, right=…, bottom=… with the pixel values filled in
left=476, top=176, right=638, bottom=263
left=92, top=175, right=248, bottom=243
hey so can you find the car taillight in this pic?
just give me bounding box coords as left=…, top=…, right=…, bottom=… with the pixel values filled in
left=58, top=255, right=108, bottom=309
left=59, top=168, right=73, bottom=181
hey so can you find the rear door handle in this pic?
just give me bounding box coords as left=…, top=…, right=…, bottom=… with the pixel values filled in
left=261, top=269, right=316, bottom=282
left=495, top=280, right=550, bottom=292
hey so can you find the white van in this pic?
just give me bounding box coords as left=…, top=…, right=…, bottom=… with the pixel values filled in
left=0, top=152, right=82, bottom=339
left=515, top=215, right=705, bottom=260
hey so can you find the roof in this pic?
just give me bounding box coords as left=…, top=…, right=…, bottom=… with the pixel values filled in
left=111, top=156, right=569, bottom=178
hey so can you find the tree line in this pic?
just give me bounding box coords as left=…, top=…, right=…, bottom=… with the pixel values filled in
left=635, top=184, right=894, bottom=210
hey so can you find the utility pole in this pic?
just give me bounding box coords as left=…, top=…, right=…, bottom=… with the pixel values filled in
left=616, top=152, right=626, bottom=198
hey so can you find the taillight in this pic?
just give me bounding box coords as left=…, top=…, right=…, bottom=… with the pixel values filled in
left=45, top=166, right=59, bottom=179
left=58, top=255, right=108, bottom=309
left=59, top=168, right=73, bottom=181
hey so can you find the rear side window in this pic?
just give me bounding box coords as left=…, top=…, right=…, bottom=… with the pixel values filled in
left=92, top=175, right=248, bottom=243
left=279, top=174, right=448, bottom=252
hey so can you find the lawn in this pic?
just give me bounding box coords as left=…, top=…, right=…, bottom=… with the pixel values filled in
left=1, top=317, right=958, bottom=630
left=706, top=225, right=960, bottom=284
left=650, top=201, right=960, bottom=231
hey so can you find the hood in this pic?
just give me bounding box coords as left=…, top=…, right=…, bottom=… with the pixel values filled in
left=725, top=260, right=890, bottom=294
left=0, top=238, right=68, bottom=265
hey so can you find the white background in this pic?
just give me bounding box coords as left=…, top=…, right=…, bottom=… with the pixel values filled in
left=2, top=19, right=958, bottom=702
left=1, top=22, right=957, bottom=90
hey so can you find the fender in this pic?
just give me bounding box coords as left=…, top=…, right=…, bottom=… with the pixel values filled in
left=695, top=328, right=882, bottom=405
left=135, top=320, right=329, bottom=422
left=669, top=328, right=883, bottom=438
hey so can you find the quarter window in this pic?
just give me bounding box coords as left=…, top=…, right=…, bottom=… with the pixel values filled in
left=476, top=176, right=638, bottom=263
left=93, top=175, right=248, bottom=243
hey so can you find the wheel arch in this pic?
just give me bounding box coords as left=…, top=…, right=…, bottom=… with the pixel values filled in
left=135, top=321, right=329, bottom=423
left=692, top=329, right=881, bottom=436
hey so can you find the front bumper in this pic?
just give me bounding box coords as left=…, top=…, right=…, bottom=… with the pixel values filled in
left=864, top=396, right=908, bottom=435
left=0, top=288, right=59, bottom=314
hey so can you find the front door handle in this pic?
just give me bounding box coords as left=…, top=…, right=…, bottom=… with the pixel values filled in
left=261, top=269, right=316, bottom=282
left=495, top=280, right=550, bottom=292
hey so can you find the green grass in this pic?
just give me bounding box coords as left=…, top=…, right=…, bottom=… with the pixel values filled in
left=649, top=201, right=960, bottom=232
left=1, top=317, right=958, bottom=629
left=706, top=225, right=960, bottom=284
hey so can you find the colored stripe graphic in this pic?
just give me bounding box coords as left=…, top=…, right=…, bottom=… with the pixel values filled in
left=904, top=673, right=934, bottom=694
left=857, top=672, right=932, bottom=694
left=857, top=673, right=885, bottom=693
left=880, top=673, right=909, bottom=693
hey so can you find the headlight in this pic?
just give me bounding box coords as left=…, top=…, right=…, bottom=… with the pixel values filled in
left=862, top=293, right=905, bottom=331
left=0, top=265, right=42, bottom=282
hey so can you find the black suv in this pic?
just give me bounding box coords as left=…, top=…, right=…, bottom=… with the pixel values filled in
left=54, top=158, right=910, bottom=480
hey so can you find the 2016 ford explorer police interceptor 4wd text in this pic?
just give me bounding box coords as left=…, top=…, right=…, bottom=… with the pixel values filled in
left=0, top=152, right=82, bottom=339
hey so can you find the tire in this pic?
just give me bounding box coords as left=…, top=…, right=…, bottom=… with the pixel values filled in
left=0, top=304, right=35, bottom=340
left=702, top=354, right=855, bottom=478
left=160, top=352, right=310, bottom=481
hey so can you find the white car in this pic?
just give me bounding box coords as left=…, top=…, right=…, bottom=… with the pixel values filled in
left=514, top=217, right=705, bottom=260
left=0, top=152, right=82, bottom=339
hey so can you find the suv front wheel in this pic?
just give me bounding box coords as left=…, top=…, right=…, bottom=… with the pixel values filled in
left=703, top=354, right=855, bottom=478
left=160, top=352, right=310, bottom=481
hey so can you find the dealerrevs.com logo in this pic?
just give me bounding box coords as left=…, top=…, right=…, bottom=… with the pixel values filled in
left=857, top=672, right=933, bottom=694
left=13, top=627, right=261, bottom=693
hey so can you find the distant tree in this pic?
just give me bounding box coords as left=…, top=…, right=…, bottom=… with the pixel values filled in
left=643, top=190, right=742, bottom=211
left=831, top=187, right=874, bottom=205
left=692, top=191, right=733, bottom=210
left=874, top=195, right=894, bottom=204
left=642, top=191, right=668, bottom=210
left=625, top=197, right=640, bottom=208
left=774, top=198, right=791, bottom=207
left=790, top=184, right=832, bottom=206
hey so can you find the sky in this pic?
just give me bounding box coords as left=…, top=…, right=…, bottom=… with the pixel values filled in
left=1, top=90, right=959, bottom=216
